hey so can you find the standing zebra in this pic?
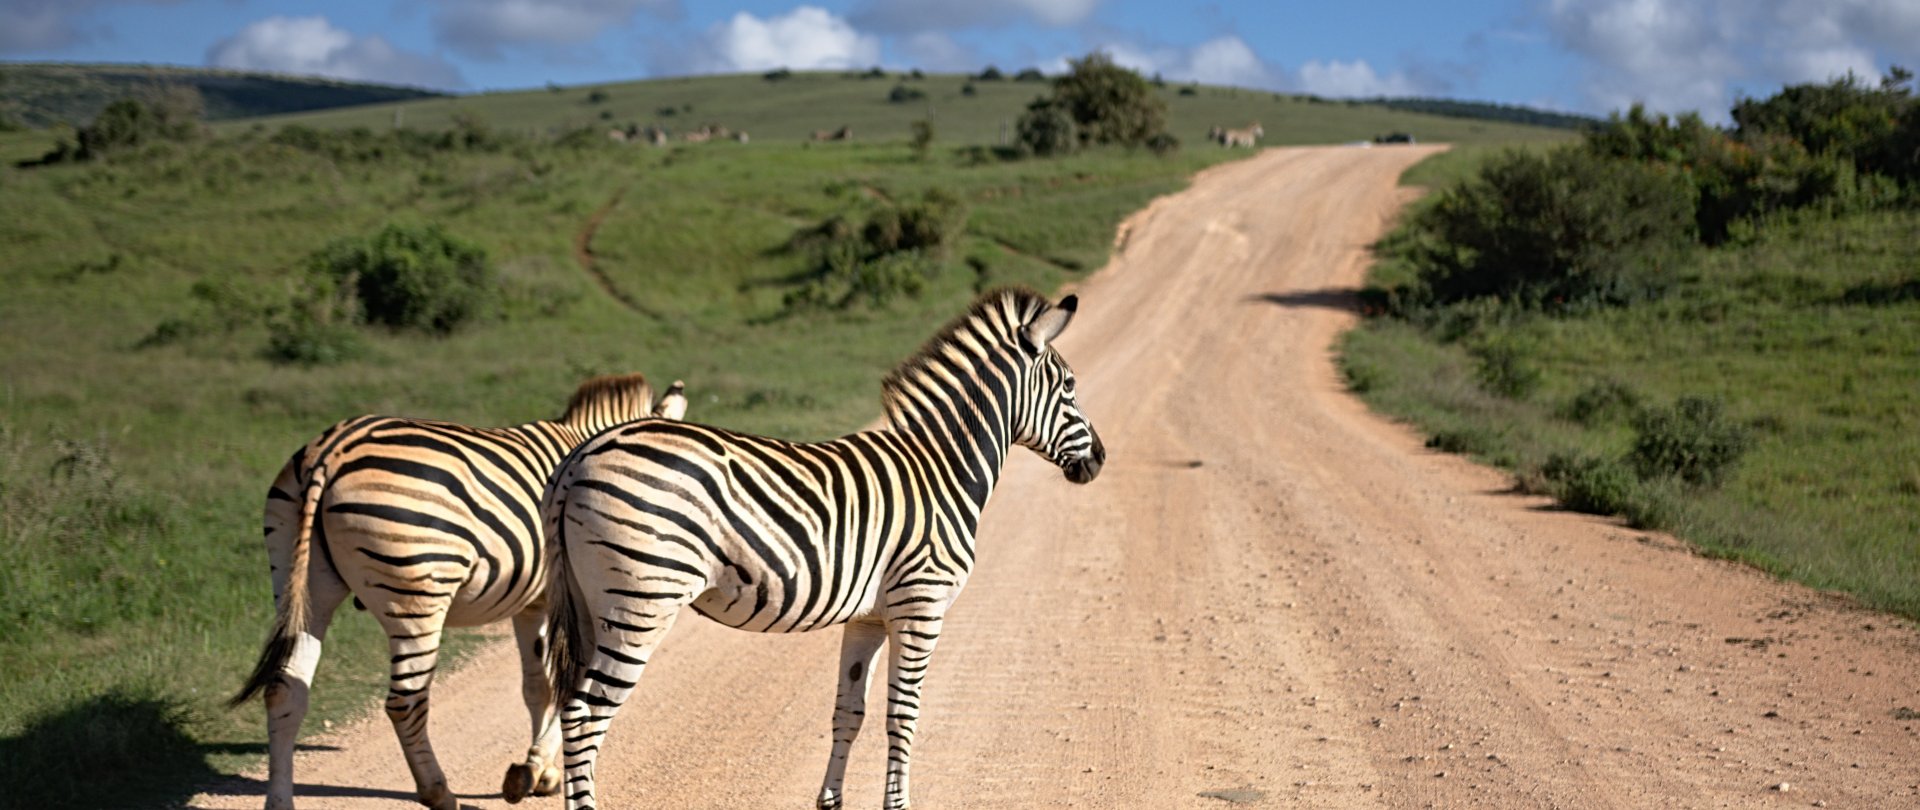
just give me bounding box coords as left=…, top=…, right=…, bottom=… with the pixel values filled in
left=231, top=374, right=688, bottom=810
left=542, top=288, right=1105, bottom=809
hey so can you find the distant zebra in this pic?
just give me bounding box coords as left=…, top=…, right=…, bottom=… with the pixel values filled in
left=810, top=125, right=853, bottom=142
left=1221, top=121, right=1264, bottom=148
left=231, top=374, right=688, bottom=810
left=541, top=288, right=1105, bottom=809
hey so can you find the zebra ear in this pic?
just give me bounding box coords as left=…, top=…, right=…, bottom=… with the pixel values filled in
left=653, top=381, right=687, bottom=420
left=1019, top=295, right=1077, bottom=353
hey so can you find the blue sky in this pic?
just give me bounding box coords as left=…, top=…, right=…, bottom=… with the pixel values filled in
left=4, top=0, right=1918, bottom=120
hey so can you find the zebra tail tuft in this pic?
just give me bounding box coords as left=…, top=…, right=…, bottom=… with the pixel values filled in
left=230, top=466, right=327, bottom=708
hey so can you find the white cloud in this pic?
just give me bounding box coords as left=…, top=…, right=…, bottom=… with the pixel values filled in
left=207, top=16, right=465, bottom=89
left=430, top=0, right=681, bottom=60
left=1090, top=36, right=1279, bottom=89
left=674, top=6, right=882, bottom=73
left=1543, top=0, right=1920, bottom=118
left=1296, top=59, right=1423, bottom=98
left=851, top=0, right=1100, bottom=33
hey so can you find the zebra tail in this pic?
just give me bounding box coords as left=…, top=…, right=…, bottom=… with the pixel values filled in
left=542, top=489, right=594, bottom=714
left=230, top=465, right=327, bottom=708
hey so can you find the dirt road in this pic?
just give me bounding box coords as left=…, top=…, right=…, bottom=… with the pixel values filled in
left=193, top=146, right=1920, bottom=809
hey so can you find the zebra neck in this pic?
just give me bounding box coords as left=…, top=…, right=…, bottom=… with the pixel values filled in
left=882, top=383, right=1011, bottom=520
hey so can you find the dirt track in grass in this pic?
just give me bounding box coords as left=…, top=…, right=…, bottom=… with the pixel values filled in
left=193, top=145, right=1920, bottom=809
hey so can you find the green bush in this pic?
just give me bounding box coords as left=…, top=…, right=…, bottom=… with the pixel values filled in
left=1559, top=379, right=1644, bottom=426
left=1045, top=52, right=1166, bottom=148
left=1408, top=145, right=1695, bottom=310
left=306, top=223, right=496, bottom=334
left=975, top=66, right=1005, bottom=81
left=265, top=310, right=365, bottom=366
left=1472, top=342, right=1542, bottom=399
left=1541, top=452, right=1642, bottom=517
left=783, top=190, right=967, bottom=311
left=1145, top=131, right=1180, bottom=156
left=888, top=84, right=926, bottom=104
left=910, top=119, right=934, bottom=160
left=1630, top=396, right=1752, bottom=487
left=1016, top=102, right=1077, bottom=157
left=1015, top=68, right=1047, bottom=82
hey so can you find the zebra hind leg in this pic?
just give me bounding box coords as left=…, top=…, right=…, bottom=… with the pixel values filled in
left=261, top=578, right=350, bottom=810
left=816, top=620, right=887, bottom=810
left=557, top=592, right=694, bottom=810
left=372, top=607, right=456, bottom=810
left=503, top=606, right=564, bottom=803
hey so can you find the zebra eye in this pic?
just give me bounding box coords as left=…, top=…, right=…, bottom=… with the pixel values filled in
left=1061, top=377, right=1075, bottom=394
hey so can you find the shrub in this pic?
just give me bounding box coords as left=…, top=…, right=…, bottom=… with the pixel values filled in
left=783, top=190, right=968, bottom=311
left=976, top=66, right=1006, bottom=81
left=265, top=311, right=365, bottom=366
left=1178, top=85, right=1199, bottom=97
left=1409, top=145, right=1695, bottom=310
left=586, top=89, right=610, bottom=104
left=1016, top=101, right=1076, bottom=157
left=1559, top=379, right=1644, bottom=426
left=1145, top=131, right=1180, bottom=156
left=961, top=82, right=977, bottom=97
left=1046, top=52, right=1167, bottom=148
left=910, top=119, right=934, bottom=160
left=888, top=84, right=927, bottom=104
left=763, top=68, right=793, bottom=81
left=1630, top=396, right=1752, bottom=487
left=306, top=223, right=496, bottom=334
left=1472, top=342, right=1542, bottom=399
left=1541, top=452, right=1641, bottom=517
left=1426, top=427, right=1499, bottom=456
left=1015, top=68, right=1046, bottom=82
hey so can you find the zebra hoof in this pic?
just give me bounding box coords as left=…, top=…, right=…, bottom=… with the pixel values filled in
left=417, top=782, right=457, bottom=810
left=502, top=763, right=534, bottom=803
left=533, top=763, right=563, bottom=796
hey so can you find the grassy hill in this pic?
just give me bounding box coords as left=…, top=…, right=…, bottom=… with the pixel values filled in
left=233, top=70, right=1572, bottom=147
left=0, top=63, right=443, bottom=129
left=0, top=67, right=1571, bottom=806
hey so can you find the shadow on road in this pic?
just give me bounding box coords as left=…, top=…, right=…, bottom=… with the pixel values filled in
left=1245, top=289, right=1361, bottom=312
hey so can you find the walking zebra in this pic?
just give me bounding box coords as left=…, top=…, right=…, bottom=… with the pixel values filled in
left=541, top=287, right=1105, bottom=809
left=231, top=374, right=688, bottom=810
left=1220, top=121, right=1263, bottom=148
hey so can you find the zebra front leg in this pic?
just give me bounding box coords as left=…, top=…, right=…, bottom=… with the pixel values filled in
left=558, top=590, right=694, bottom=809
left=817, top=619, right=888, bottom=810
left=881, top=615, right=945, bottom=810
left=504, top=606, right=563, bottom=803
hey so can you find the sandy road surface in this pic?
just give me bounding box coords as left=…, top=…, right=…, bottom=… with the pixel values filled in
left=194, top=146, right=1920, bottom=809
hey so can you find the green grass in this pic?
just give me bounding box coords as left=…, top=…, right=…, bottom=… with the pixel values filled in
left=223, top=71, right=1573, bottom=148
left=0, top=73, right=1567, bottom=805
left=1344, top=149, right=1920, bottom=618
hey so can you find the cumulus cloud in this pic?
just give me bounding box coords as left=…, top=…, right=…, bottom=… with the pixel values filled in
left=661, top=6, right=881, bottom=74
left=1095, top=36, right=1279, bottom=89
left=430, top=0, right=681, bottom=60
left=0, top=0, right=177, bottom=54
left=851, top=0, right=1100, bottom=33
left=1544, top=0, right=1920, bottom=117
left=1296, top=59, right=1425, bottom=98
left=207, top=16, right=465, bottom=89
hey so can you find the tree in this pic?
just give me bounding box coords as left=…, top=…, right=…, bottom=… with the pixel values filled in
left=1046, top=52, right=1166, bottom=147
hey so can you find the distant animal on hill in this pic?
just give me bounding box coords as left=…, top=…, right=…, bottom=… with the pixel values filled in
left=231, top=375, right=688, bottom=810
left=734, top=130, right=750, bottom=143
left=810, top=125, right=853, bottom=142
left=1220, top=122, right=1263, bottom=148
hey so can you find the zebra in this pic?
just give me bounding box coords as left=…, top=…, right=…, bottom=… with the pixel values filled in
left=1221, top=121, right=1264, bottom=148
left=540, top=287, right=1105, bottom=809
left=230, top=374, right=688, bottom=810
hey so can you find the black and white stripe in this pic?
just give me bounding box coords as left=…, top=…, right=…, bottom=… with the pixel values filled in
left=541, top=288, right=1104, bottom=809
left=231, top=374, right=686, bottom=810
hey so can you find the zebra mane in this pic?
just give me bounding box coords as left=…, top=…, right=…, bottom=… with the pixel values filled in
left=881, top=287, right=1050, bottom=424
left=560, top=373, right=655, bottom=425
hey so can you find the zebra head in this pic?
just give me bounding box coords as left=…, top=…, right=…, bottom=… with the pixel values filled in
left=1013, top=295, right=1105, bottom=484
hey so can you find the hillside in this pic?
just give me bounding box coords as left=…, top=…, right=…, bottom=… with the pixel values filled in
left=233, top=70, right=1574, bottom=147
left=0, top=63, right=443, bottom=128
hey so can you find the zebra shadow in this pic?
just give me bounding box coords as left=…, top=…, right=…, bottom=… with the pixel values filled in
left=1245, top=289, right=1362, bottom=312
left=0, top=690, right=230, bottom=808
left=189, top=775, right=494, bottom=809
